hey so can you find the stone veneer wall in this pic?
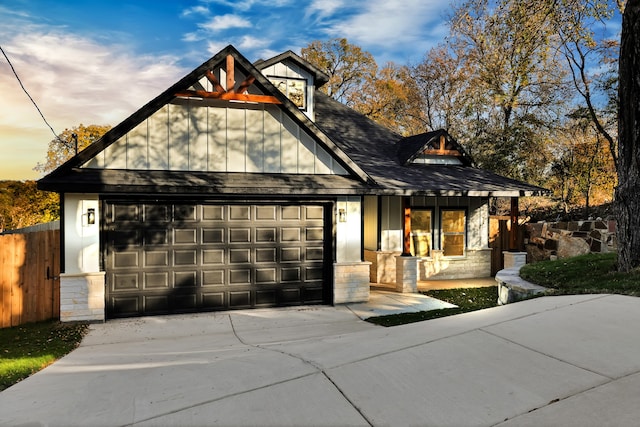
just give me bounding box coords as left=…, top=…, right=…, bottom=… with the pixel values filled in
left=525, top=220, right=617, bottom=262
left=334, top=262, right=371, bottom=304
left=419, top=249, right=492, bottom=280
left=59, top=272, right=105, bottom=322
left=365, top=249, right=492, bottom=283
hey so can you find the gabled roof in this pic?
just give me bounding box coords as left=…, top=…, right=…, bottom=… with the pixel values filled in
left=254, top=50, right=330, bottom=87
left=397, top=130, right=474, bottom=166
left=313, top=91, right=549, bottom=197
left=38, top=45, right=549, bottom=198
left=39, top=45, right=372, bottom=191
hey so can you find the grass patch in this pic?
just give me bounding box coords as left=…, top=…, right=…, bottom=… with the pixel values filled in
left=0, top=321, right=88, bottom=391
left=520, top=252, right=640, bottom=295
left=367, top=286, right=499, bottom=327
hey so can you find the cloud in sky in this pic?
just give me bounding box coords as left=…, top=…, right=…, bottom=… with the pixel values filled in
left=0, top=28, right=186, bottom=179
left=199, top=14, right=252, bottom=32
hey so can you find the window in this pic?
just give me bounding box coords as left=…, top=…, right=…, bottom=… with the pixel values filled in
left=441, top=209, right=466, bottom=256
left=269, top=77, right=307, bottom=109
left=410, top=209, right=432, bottom=257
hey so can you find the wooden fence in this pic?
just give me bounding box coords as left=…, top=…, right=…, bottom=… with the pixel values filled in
left=0, top=229, right=60, bottom=328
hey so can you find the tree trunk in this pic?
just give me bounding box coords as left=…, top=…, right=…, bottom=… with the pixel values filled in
left=616, top=0, right=640, bottom=272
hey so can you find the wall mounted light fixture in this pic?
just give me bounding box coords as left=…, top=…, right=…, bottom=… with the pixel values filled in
left=87, top=208, right=95, bottom=225
left=338, top=208, right=347, bottom=222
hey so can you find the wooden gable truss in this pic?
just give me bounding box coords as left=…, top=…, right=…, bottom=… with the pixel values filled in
left=41, top=45, right=373, bottom=186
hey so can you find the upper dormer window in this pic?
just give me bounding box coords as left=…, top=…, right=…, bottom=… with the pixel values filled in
left=270, top=76, right=307, bottom=110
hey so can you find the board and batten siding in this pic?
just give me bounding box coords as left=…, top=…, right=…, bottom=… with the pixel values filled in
left=83, top=101, right=347, bottom=175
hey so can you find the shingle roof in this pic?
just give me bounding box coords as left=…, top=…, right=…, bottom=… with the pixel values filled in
left=313, top=91, right=549, bottom=197
left=38, top=46, right=549, bottom=198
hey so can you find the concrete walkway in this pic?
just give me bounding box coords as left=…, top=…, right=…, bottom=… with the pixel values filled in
left=2, top=294, right=640, bottom=426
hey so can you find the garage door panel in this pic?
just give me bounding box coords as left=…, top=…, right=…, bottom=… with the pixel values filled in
left=256, top=268, right=277, bottom=283
left=306, top=247, right=324, bottom=261
left=174, top=229, right=197, bottom=244
left=256, top=205, right=276, bottom=220
left=256, top=228, right=276, bottom=242
left=202, top=228, right=224, bottom=243
left=144, top=295, right=169, bottom=313
left=202, top=270, right=225, bottom=286
left=229, top=248, right=250, bottom=263
left=145, top=229, right=168, bottom=245
left=202, top=205, right=224, bottom=220
left=145, top=251, right=169, bottom=267
left=229, top=228, right=251, bottom=243
left=145, top=272, right=169, bottom=289
left=229, top=205, right=251, bottom=220
left=112, top=273, right=139, bottom=291
left=144, top=204, right=169, bottom=222
left=255, top=248, right=276, bottom=263
left=282, top=206, right=301, bottom=220
left=105, top=201, right=329, bottom=318
left=112, top=296, right=139, bottom=316
left=174, top=271, right=197, bottom=287
left=256, top=290, right=277, bottom=305
left=281, top=247, right=301, bottom=262
left=229, top=269, right=251, bottom=284
left=174, top=205, right=197, bottom=221
left=281, top=267, right=301, bottom=282
left=174, top=250, right=197, bottom=265
left=229, top=291, right=251, bottom=308
left=202, top=249, right=224, bottom=264
left=202, top=292, right=225, bottom=308
left=113, top=251, right=139, bottom=268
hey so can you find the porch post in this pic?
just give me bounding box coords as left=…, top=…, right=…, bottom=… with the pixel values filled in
left=402, top=196, right=412, bottom=256
left=509, top=196, right=519, bottom=251
left=396, top=196, right=419, bottom=292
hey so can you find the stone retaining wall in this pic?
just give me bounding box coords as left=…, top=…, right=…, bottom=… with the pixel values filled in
left=525, top=220, right=616, bottom=262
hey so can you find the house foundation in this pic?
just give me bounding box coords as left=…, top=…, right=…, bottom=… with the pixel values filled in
left=59, top=272, right=105, bottom=322
left=334, top=261, right=371, bottom=304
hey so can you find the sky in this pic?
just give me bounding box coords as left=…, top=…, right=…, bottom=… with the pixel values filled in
left=0, top=0, right=453, bottom=180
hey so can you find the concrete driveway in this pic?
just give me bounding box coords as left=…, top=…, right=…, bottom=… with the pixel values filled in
left=2, top=294, right=640, bottom=426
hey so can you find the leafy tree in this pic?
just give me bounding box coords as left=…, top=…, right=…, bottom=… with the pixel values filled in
left=301, top=38, right=378, bottom=108
left=35, top=124, right=111, bottom=174
left=616, top=0, right=640, bottom=272
left=0, top=181, right=59, bottom=232
left=446, top=0, right=568, bottom=181
left=552, top=0, right=621, bottom=171
left=350, top=62, right=413, bottom=134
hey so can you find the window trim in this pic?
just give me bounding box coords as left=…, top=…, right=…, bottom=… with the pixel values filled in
left=440, top=208, right=467, bottom=258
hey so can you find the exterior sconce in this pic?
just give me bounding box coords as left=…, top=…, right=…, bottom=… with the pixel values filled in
left=87, top=208, right=95, bottom=225
left=338, top=208, right=347, bottom=222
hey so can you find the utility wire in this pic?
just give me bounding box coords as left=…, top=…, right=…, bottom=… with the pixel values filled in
left=0, top=44, right=65, bottom=144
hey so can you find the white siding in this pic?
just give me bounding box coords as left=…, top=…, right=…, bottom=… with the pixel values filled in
left=189, top=104, right=208, bottom=171
left=83, top=101, right=349, bottom=176
left=336, top=196, right=362, bottom=262
left=63, top=194, right=100, bottom=274
left=148, top=105, right=169, bottom=169
left=169, top=103, right=189, bottom=170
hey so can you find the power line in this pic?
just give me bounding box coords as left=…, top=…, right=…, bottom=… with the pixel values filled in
left=0, top=44, right=65, bottom=144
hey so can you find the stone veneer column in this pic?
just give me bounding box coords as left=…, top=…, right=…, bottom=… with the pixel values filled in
left=334, top=262, right=371, bottom=304
left=395, top=256, right=419, bottom=293
left=59, top=272, right=106, bottom=322
left=503, top=251, right=527, bottom=269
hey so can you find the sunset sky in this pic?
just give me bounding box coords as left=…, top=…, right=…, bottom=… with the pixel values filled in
left=0, top=0, right=620, bottom=180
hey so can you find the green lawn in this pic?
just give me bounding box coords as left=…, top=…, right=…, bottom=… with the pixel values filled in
left=367, top=286, right=499, bottom=327
left=519, top=252, right=640, bottom=295
left=0, top=321, right=88, bottom=391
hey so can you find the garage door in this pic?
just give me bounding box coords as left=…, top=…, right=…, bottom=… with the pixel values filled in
left=103, top=201, right=329, bottom=318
